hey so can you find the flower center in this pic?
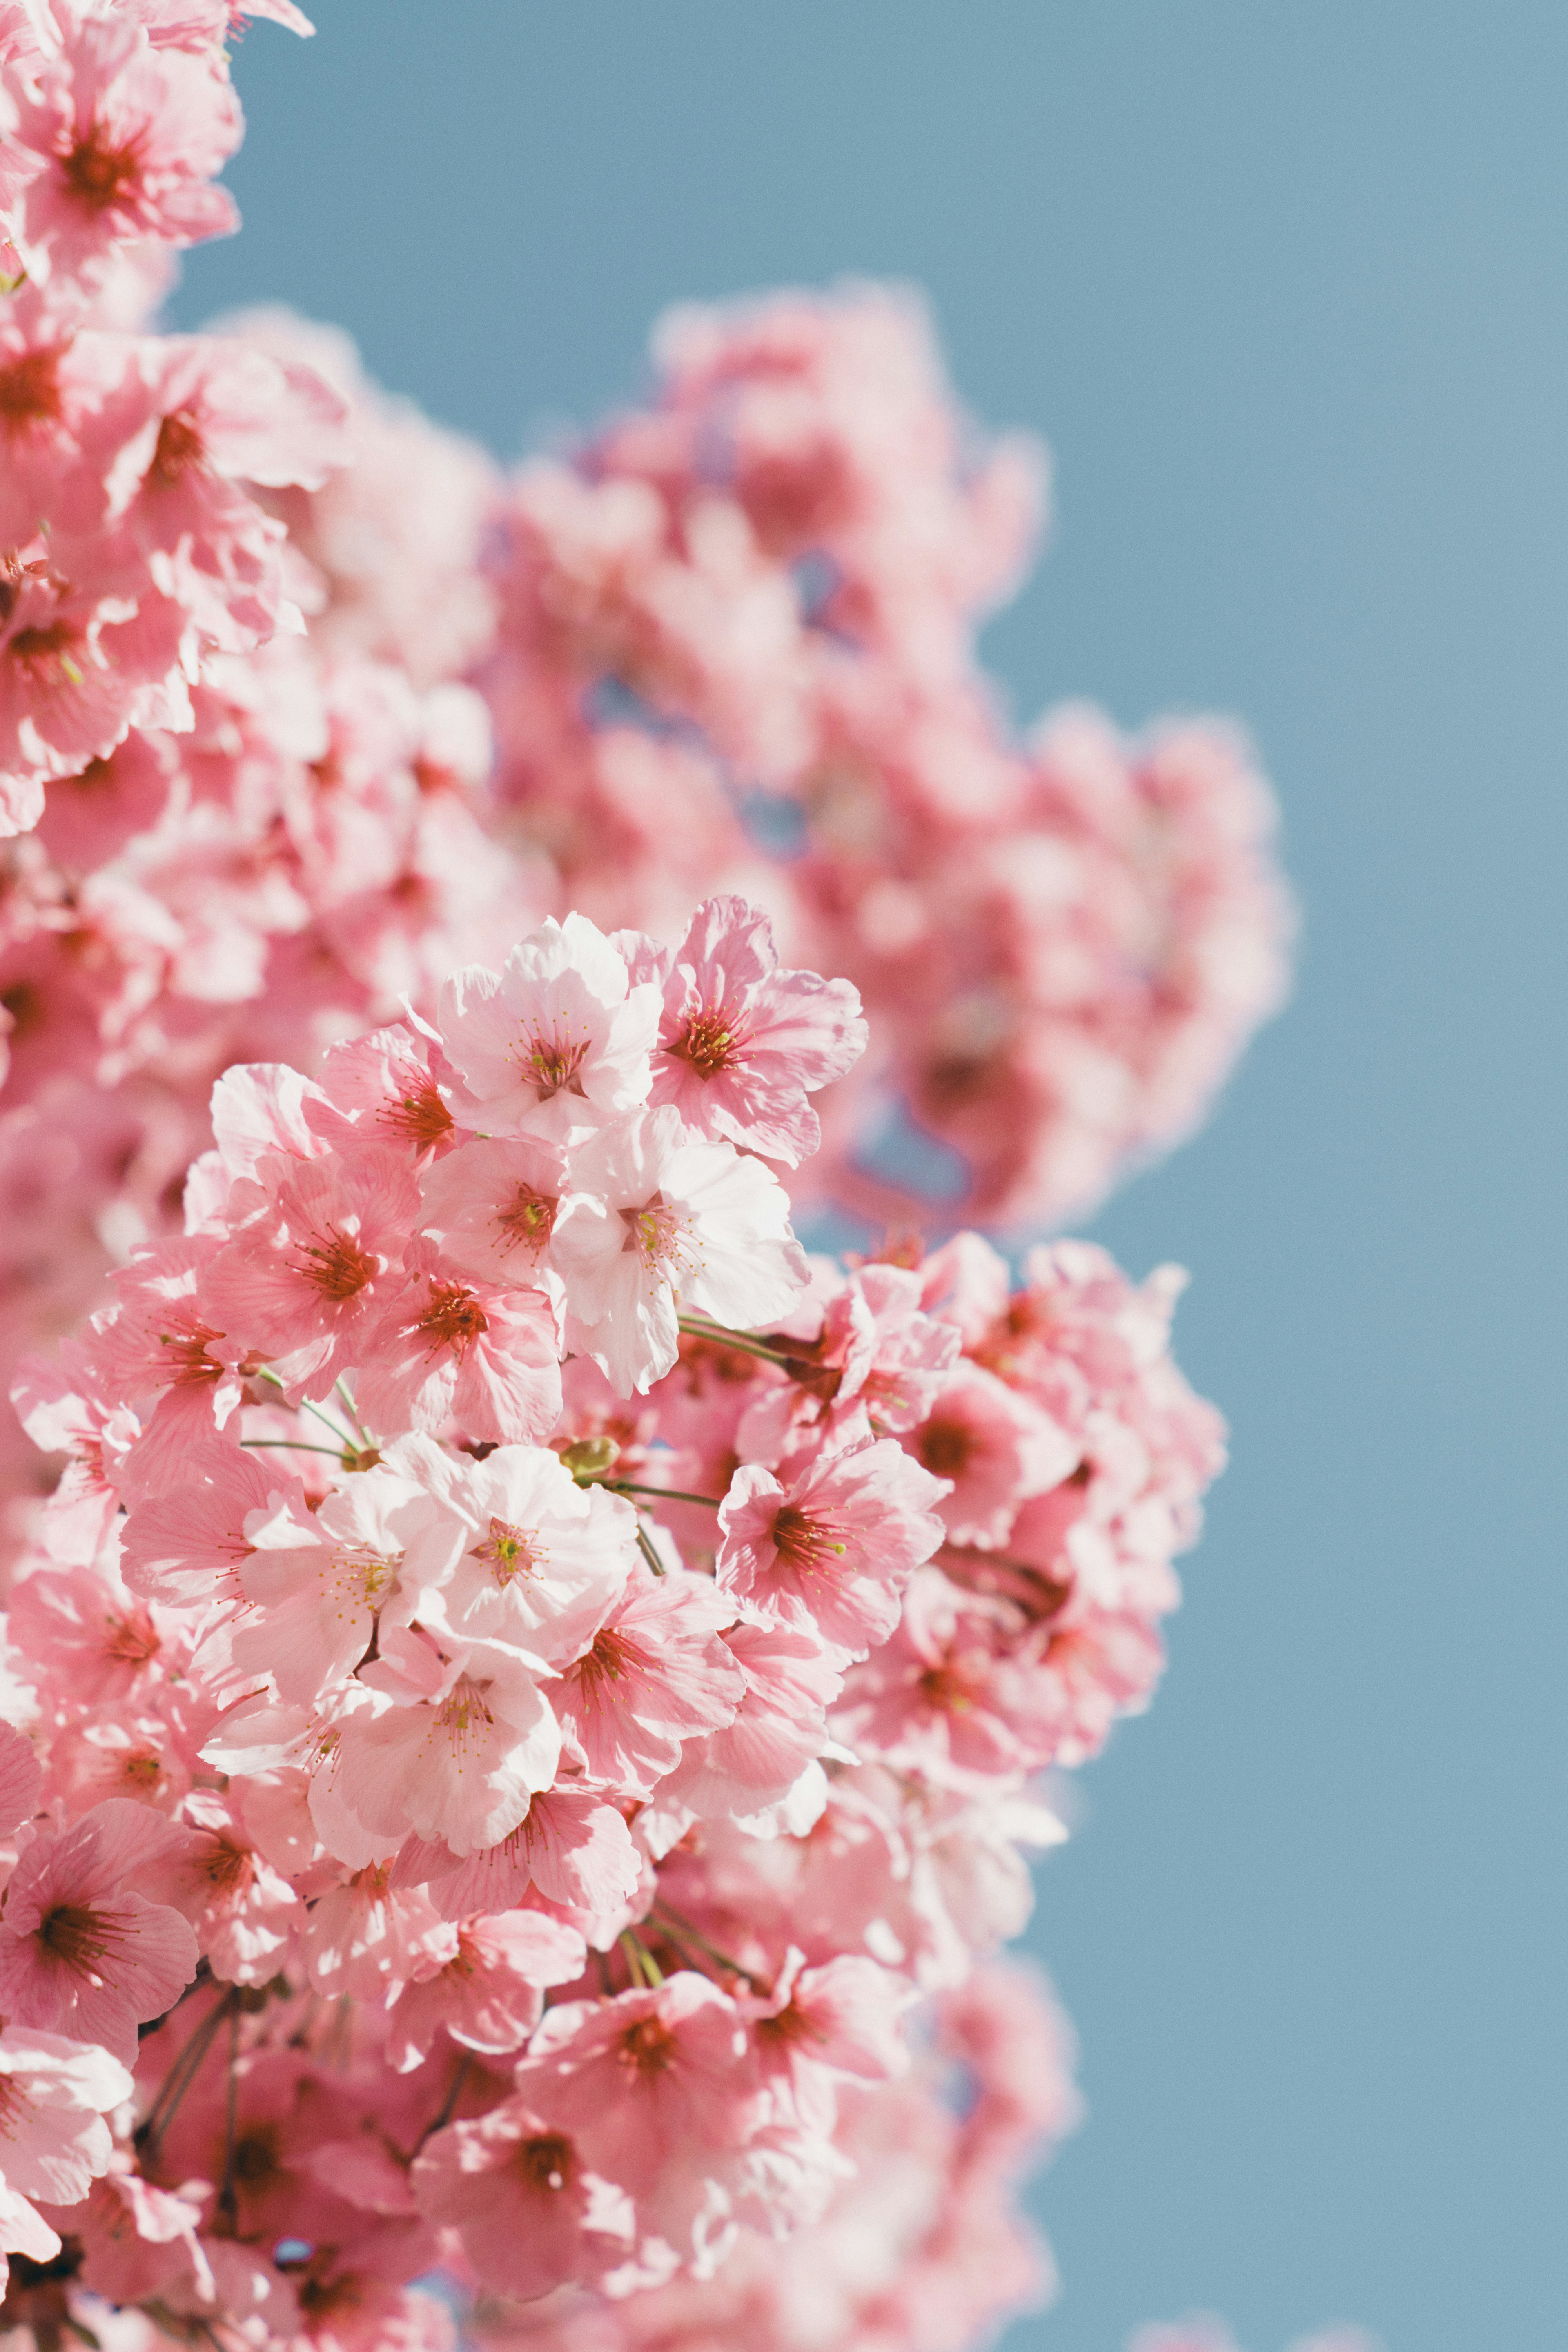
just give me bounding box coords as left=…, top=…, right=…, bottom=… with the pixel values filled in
left=103, top=1610, right=160, bottom=1669
left=437, top=1675, right=494, bottom=1741
left=521, top=1028, right=588, bottom=1098
left=61, top=125, right=144, bottom=211
left=39, top=1903, right=115, bottom=1976
left=417, top=1280, right=488, bottom=1356
left=148, top=408, right=204, bottom=489
left=617, top=2016, right=678, bottom=2077
left=518, top=2132, right=573, bottom=2190
left=672, top=1001, right=747, bottom=1080
left=294, top=1225, right=377, bottom=1303
left=771, top=1504, right=847, bottom=1574
left=918, top=1418, right=973, bottom=1477
left=7, top=622, right=85, bottom=689
left=468, top=1516, right=543, bottom=1586
left=376, top=1071, right=453, bottom=1150
left=157, top=1318, right=225, bottom=1388
left=0, top=349, right=62, bottom=433
left=620, top=1196, right=687, bottom=1273
left=497, top=1183, right=558, bottom=1258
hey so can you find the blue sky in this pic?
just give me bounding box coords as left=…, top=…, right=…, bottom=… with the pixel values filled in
left=177, top=7, right=1568, bottom=2343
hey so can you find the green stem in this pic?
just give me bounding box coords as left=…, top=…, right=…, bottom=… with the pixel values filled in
left=634, top=1523, right=668, bottom=1579
left=677, top=1315, right=794, bottom=1366
left=241, top=1440, right=344, bottom=1459
left=611, top=1480, right=723, bottom=1509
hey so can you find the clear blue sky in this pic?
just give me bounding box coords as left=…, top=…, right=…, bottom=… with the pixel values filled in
left=177, top=7, right=1568, bottom=2345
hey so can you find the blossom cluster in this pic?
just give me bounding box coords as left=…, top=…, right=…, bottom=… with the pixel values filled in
left=0, top=894, right=1224, bottom=2342
left=475, top=285, right=1294, bottom=1232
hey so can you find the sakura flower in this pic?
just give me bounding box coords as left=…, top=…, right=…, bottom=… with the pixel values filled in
left=308, top=1020, right=461, bottom=1159
left=437, top=912, right=659, bottom=1142
left=4, top=11, right=242, bottom=289
left=78, top=1237, right=242, bottom=1501
left=415, top=1132, right=570, bottom=1287
left=410, top=2098, right=635, bottom=2302
left=7, top=1556, right=167, bottom=1703
left=554, top=1102, right=809, bottom=1393
left=384, top=1907, right=586, bottom=2072
left=300, top=1862, right=442, bottom=2004
left=744, top=1949, right=911, bottom=2131
left=394, top=1782, right=642, bottom=1920
left=553, top=1563, right=744, bottom=1798
left=652, top=1617, right=844, bottom=1821
left=227, top=1459, right=425, bottom=1706
left=0, top=2027, right=133, bottom=2280
left=911, top=1361, right=1079, bottom=1549
left=203, top=1145, right=420, bottom=1398
left=0, top=1799, right=198, bottom=2061
left=635, top=893, right=867, bottom=1163
left=330, top=1629, right=561, bottom=1858
left=392, top=1435, right=636, bottom=1665
left=513, top=1973, right=754, bottom=2248
left=354, top=1241, right=562, bottom=1444
left=118, top=1437, right=310, bottom=1604
left=716, top=1437, right=949, bottom=1655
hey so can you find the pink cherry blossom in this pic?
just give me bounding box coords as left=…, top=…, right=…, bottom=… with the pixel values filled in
left=553, top=1103, right=810, bottom=1393
left=553, top=1563, right=744, bottom=1797
left=384, top=1907, right=585, bottom=2072
left=354, top=1241, right=562, bottom=1444
left=437, top=912, right=659, bottom=1142
left=0, top=1799, right=198, bottom=2060
left=716, top=1437, right=949, bottom=1655
left=635, top=893, right=866, bottom=1164
left=410, top=2097, right=635, bottom=2302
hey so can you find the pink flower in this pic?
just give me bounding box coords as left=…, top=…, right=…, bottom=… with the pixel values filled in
left=553, top=1104, right=809, bottom=1394
left=910, top=1361, right=1078, bottom=1549
left=354, top=1243, right=563, bottom=1445
left=652, top=1617, right=843, bottom=1821
left=385, top=1908, right=586, bottom=2072
left=392, top=1782, right=641, bottom=1920
left=118, top=1437, right=310, bottom=1604
left=552, top=1565, right=744, bottom=1797
left=0, top=2026, right=133, bottom=2276
left=716, top=1437, right=949, bottom=1655
left=78, top=1238, right=242, bottom=1501
left=7, top=1557, right=167, bottom=1703
left=744, top=1949, right=911, bottom=2129
left=0, top=1799, right=198, bottom=2061
left=203, top=1145, right=420, bottom=1398
left=393, top=1435, right=636, bottom=1667
left=308, top=1020, right=461, bottom=1160
left=635, top=893, right=866, bottom=1164
left=410, top=2097, right=634, bottom=2301
left=4, top=11, right=242, bottom=290
left=330, top=1633, right=561, bottom=1858
left=227, top=1463, right=425, bottom=1706
left=415, top=1132, right=570, bottom=1288
left=437, top=912, right=659, bottom=1142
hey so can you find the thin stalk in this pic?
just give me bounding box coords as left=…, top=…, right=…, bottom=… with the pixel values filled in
left=418, top=2053, right=472, bottom=2148
left=676, top=1316, right=794, bottom=1367
left=649, top=1901, right=762, bottom=1988
left=138, top=1987, right=238, bottom=2163
left=335, top=1377, right=371, bottom=1442
left=619, top=1929, right=664, bottom=1989
left=215, top=2002, right=241, bottom=2232
left=240, top=1439, right=345, bottom=1458
left=610, top=1480, right=722, bottom=1509
left=634, top=1523, right=668, bottom=1579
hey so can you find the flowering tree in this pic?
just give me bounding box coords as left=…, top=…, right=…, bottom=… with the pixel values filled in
left=0, top=8, right=1343, bottom=2352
